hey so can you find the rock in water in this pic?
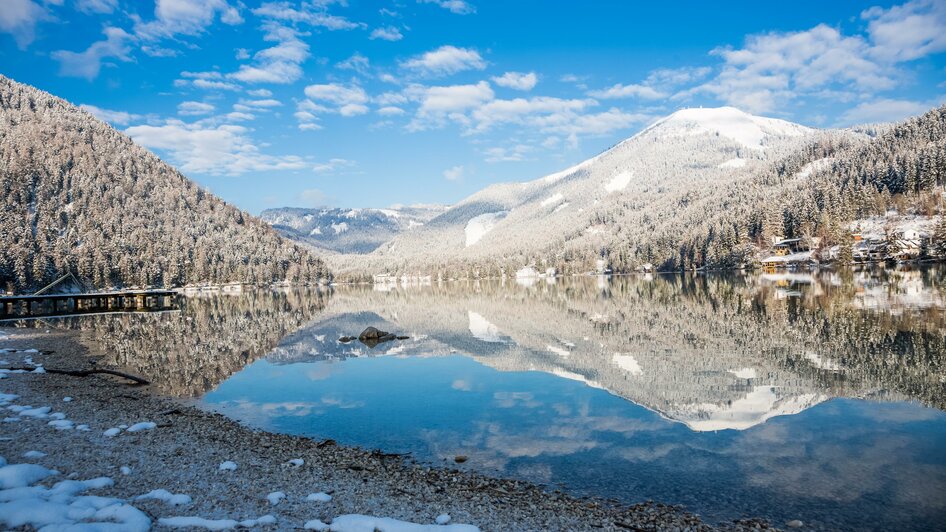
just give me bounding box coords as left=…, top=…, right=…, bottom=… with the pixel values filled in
left=786, top=519, right=803, bottom=528
left=357, top=326, right=410, bottom=348
left=358, top=327, right=388, bottom=340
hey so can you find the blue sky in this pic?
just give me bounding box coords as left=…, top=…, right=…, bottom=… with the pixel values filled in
left=2, top=0, right=945, bottom=213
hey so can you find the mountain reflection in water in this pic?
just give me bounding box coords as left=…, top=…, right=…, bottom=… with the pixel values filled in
left=25, top=267, right=946, bottom=530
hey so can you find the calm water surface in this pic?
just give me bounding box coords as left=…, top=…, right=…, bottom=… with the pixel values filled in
left=22, top=268, right=946, bottom=531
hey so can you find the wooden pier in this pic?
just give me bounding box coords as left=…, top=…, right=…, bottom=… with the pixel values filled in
left=0, top=290, right=179, bottom=320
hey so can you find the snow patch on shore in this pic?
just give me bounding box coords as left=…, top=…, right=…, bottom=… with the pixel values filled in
left=127, top=421, right=157, bottom=432
left=159, top=514, right=277, bottom=529
left=312, top=514, right=480, bottom=531
left=137, top=488, right=192, bottom=506
left=0, top=464, right=150, bottom=531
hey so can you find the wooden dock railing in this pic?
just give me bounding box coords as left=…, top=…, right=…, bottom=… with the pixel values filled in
left=0, top=290, right=179, bottom=320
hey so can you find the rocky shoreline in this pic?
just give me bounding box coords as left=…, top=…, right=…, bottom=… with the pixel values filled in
left=0, top=328, right=778, bottom=531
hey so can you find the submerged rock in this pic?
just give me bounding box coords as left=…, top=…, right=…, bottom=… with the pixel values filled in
left=358, top=327, right=387, bottom=340
left=356, top=327, right=409, bottom=348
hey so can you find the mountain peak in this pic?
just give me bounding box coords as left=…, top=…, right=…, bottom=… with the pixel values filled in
left=640, top=106, right=811, bottom=150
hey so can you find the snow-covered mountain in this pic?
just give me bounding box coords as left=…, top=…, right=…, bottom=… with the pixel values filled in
left=329, top=107, right=821, bottom=275
left=260, top=205, right=447, bottom=254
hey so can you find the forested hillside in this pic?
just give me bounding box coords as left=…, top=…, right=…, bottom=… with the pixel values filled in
left=325, top=107, right=824, bottom=278
left=0, top=75, right=330, bottom=293
left=620, top=105, right=946, bottom=271
left=321, top=106, right=946, bottom=280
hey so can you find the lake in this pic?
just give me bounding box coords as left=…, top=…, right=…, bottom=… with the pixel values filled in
left=21, top=267, right=946, bottom=531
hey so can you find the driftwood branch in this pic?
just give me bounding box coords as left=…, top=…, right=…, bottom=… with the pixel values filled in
left=6, top=367, right=150, bottom=385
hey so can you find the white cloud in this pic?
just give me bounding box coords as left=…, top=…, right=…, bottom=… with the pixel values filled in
left=185, top=79, right=241, bottom=91
left=376, top=91, right=409, bottom=105
left=76, top=0, right=118, bottom=14
left=0, top=0, right=44, bottom=49
left=229, top=24, right=308, bottom=84
left=377, top=106, right=406, bottom=116
left=418, top=81, right=494, bottom=113
left=235, top=47, right=250, bottom=60
left=692, top=24, right=896, bottom=113
left=140, top=45, right=179, bottom=57
left=251, top=2, right=362, bottom=30
left=443, top=165, right=464, bottom=180
left=402, top=80, right=645, bottom=147
left=178, top=101, right=215, bottom=116
left=469, top=96, right=594, bottom=132
left=126, top=119, right=307, bottom=175
left=225, top=111, right=255, bottom=122
left=644, top=66, right=712, bottom=87
left=312, top=158, right=355, bottom=174
left=401, top=45, right=486, bottom=77
left=419, top=0, right=475, bottom=15
left=483, top=144, right=532, bottom=163
left=337, top=52, right=370, bottom=73
left=51, top=27, right=134, bottom=80
left=304, top=83, right=369, bottom=108
left=239, top=98, right=282, bottom=108
left=339, top=104, right=369, bottom=116
left=688, top=3, right=946, bottom=114
left=80, top=104, right=142, bottom=125
left=863, top=0, right=946, bottom=62
left=407, top=81, right=495, bottom=130
left=492, top=71, right=538, bottom=91
left=534, top=108, right=647, bottom=139
left=230, top=61, right=302, bottom=84
left=134, top=0, right=243, bottom=41
left=247, top=88, right=273, bottom=97
left=838, top=98, right=934, bottom=124
left=175, top=70, right=242, bottom=91
left=298, top=83, right=369, bottom=123
left=370, top=26, right=403, bottom=41
left=587, top=83, right=665, bottom=100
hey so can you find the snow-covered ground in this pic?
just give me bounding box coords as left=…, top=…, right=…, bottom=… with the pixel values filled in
left=848, top=213, right=940, bottom=240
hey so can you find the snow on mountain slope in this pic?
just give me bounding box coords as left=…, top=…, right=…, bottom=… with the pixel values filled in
left=354, top=107, right=817, bottom=273
left=465, top=211, right=508, bottom=247
left=261, top=205, right=446, bottom=254
left=633, top=106, right=809, bottom=150
left=664, top=388, right=828, bottom=432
